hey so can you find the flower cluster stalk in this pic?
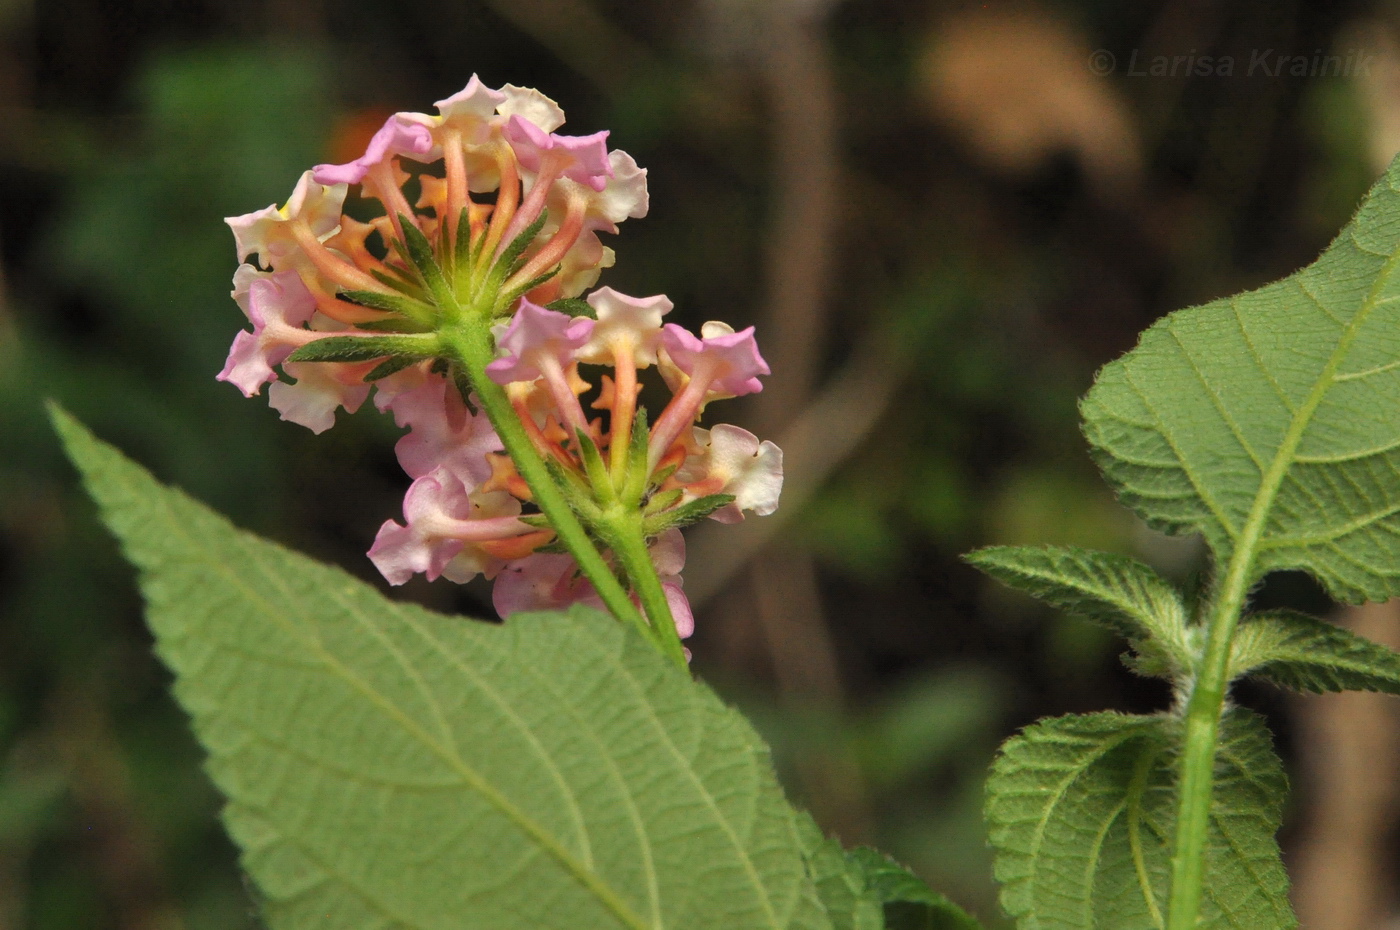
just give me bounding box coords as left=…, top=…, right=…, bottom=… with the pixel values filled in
left=441, top=318, right=680, bottom=664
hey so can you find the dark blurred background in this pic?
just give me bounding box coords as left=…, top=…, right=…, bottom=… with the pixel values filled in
left=4, top=0, right=1400, bottom=927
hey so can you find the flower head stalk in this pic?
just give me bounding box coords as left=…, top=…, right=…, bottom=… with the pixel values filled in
left=219, top=76, right=785, bottom=666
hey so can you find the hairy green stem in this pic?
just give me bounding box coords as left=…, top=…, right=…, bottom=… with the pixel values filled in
left=604, top=516, right=688, bottom=669
left=1164, top=562, right=1249, bottom=929
left=441, top=318, right=653, bottom=643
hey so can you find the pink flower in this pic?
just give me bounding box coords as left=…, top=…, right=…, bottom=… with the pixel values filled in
left=486, top=300, right=595, bottom=383
left=505, top=116, right=613, bottom=191
left=312, top=114, right=437, bottom=186
left=267, top=361, right=372, bottom=434
left=576, top=287, right=671, bottom=366
left=492, top=527, right=693, bottom=639
left=217, top=269, right=318, bottom=396
left=675, top=425, right=784, bottom=523
left=369, top=467, right=527, bottom=585
left=546, top=150, right=650, bottom=297
left=487, top=300, right=595, bottom=435
left=648, top=322, right=771, bottom=469
left=226, top=170, right=346, bottom=268
left=659, top=322, right=769, bottom=397
left=381, top=373, right=502, bottom=485
left=492, top=552, right=603, bottom=616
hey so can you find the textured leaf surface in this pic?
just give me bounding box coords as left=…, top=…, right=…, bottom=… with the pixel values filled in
left=963, top=547, right=1191, bottom=672
left=846, top=848, right=983, bottom=930
left=55, top=407, right=831, bottom=930
left=1081, top=160, right=1400, bottom=601
left=795, top=815, right=884, bottom=930
left=985, top=710, right=1293, bottom=929
left=1231, top=608, right=1400, bottom=693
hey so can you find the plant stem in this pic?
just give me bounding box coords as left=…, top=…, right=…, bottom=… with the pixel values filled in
left=441, top=318, right=653, bottom=642
left=604, top=516, right=689, bottom=669
left=1164, top=554, right=1252, bottom=928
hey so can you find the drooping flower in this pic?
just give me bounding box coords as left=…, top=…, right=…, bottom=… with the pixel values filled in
left=217, top=268, right=319, bottom=396
left=369, top=467, right=534, bottom=585
left=226, top=170, right=347, bottom=269
left=674, top=425, right=784, bottom=523
left=381, top=373, right=502, bottom=485
left=312, top=114, right=437, bottom=186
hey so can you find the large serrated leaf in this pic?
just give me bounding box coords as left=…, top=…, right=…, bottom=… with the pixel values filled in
left=1081, top=159, right=1400, bottom=602
left=52, top=406, right=832, bottom=930
left=985, top=710, right=1293, bottom=929
left=795, top=815, right=884, bottom=930
left=963, top=546, right=1192, bottom=673
left=1230, top=608, right=1400, bottom=693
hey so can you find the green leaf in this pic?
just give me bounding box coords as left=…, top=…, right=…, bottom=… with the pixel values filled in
left=498, top=211, right=549, bottom=280
left=547, top=297, right=598, bottom=318
left=795, top=815, right=884, bottom=930
left=963, top=546, right=1193, bottom=674
left=285, top=333, right=441, bottom=364
left=52, top=406, right=838, bottom=930
left=1081, top=159, right=1400, bottom=602
left=1230, top=608, right=1400, bottom=693
left=985, top=709, right=1294, bottom=929
left=339, top=288, right=435, bottom=320
left=364, top=355, right=423, bottom=382
left=396, top=213, right=456, bottom=310
left=645, top=494, right=738, bottom=535
left=846, top=848, right=983, bottom=930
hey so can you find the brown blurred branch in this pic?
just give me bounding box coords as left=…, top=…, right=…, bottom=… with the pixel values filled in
left=1291, top=600, right=1400, bottom=930
left=685, top=324, right=904, bottom=605
left=702, top=0, right=873, bottom=844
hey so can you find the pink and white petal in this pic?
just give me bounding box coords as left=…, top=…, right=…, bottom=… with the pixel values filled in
left=284, top=170, right=349, bottom=239
left=225, top=204, right=284, bottom=265
left=597, top=150, right=649, bottom=223
left=247, top=272, right=318, bottom=330
left=649, top=527, right=687, bottom=577
left=268, top=362, right=371, bottom=434
left=230, top=263, right=269, bottom=319
left=225, top=171, right=346, bottom=267
left=486, top=299, right=595, bottom=383
left=217, top=331, right=276, bottom=397
left=312, top=115, right=436, bottom=185
left=367, top=519, right=431, bottom=586
left=436, top=75, right=507, bottom=123
left=661, top=581, right=694, bottom=640
left=660, top=323, right=770, bottom=397
left=707, top=424, right=785, bottom=518
left=492, top=553, right=583, bottom=616
left=578, top=287, right=671, bottom=365
left=497, top=84, right=565, bottom=133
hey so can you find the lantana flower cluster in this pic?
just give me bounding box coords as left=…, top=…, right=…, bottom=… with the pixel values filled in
left=218, top=76, right=783, bottom=652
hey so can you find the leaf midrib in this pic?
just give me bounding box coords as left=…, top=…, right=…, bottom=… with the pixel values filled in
left=130, top=470, right=653, bottom=930
left=1205, top=233, right=1400, bottom=660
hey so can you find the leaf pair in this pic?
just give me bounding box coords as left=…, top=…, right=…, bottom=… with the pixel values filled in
left=966, top=545, right=1400, bottom=696
left=971, top=157, right=1400, bottom=928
